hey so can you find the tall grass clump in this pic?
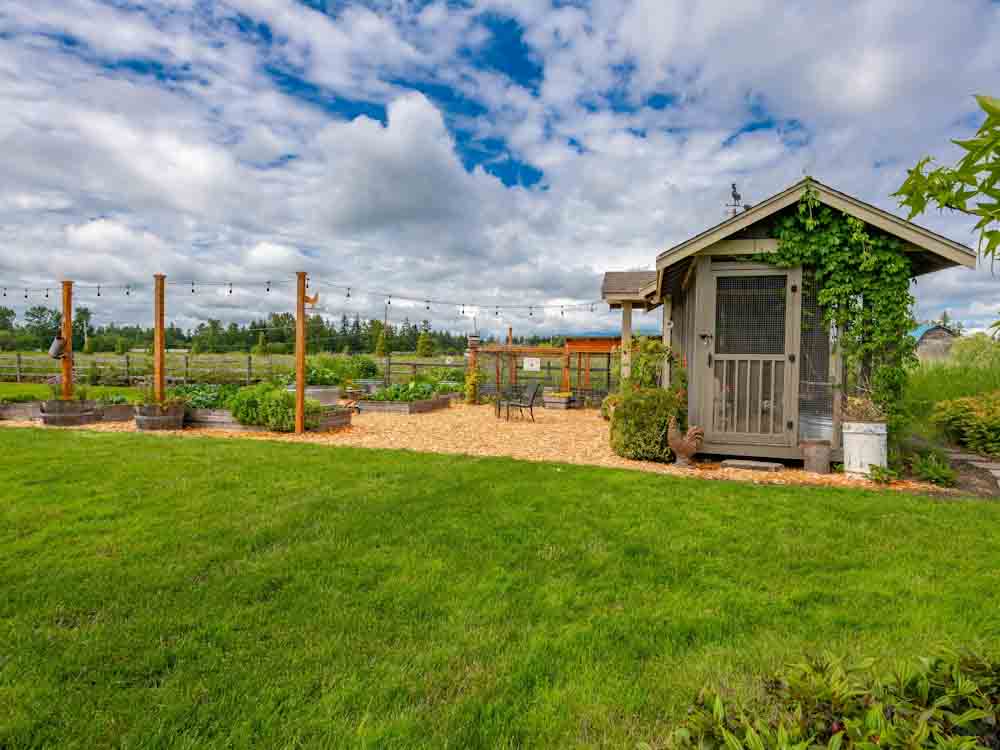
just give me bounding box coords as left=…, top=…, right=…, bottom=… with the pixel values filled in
left=902, top=333, right=1000, bottom=437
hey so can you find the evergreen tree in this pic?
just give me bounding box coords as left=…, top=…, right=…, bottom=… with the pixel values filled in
left=416, top=330, right=434, bottom=357
left=375, top=329, right=387, bottom=357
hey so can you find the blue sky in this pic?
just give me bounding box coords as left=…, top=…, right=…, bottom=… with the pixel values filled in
left=0, top=0, right=997, bottom=334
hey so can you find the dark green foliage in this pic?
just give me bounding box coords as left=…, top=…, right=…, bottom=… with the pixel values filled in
left=909, top=451, right=958, bottom=487
left=610, top=387, right=682, bottom=461
left=933, top=392, right=1000, bottom=456
left=671, top=650, right=1000, bottom=750
left=228, top=383, right=321, bottom=431
left=168, top=383, right=240, bottom=409
left=764, top=183, right=917, bottom=417
left=369, top=382, right=438, bottom=402
left=868, top=465, right=899, bottom=485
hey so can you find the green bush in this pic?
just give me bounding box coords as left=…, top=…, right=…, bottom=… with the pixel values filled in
left=228, top=384, right=321, bottom=431
left=909, top=450, right=957, bottom=487
left=168, top=384, right=240, bottom=410
left=670, top=649, right=1000, bottom=750
left=610, top=387, right=682, bottom=462
left=933, top=391, right=1000, bottom=456
left=369, top=382, right=437, bottom=402
left=599, top=394, right=620, bottom=421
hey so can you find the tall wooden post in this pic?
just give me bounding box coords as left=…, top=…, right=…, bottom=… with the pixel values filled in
left=60, top=281, right=73, bottom=399
left=153, top=274, right=166, bottom=404
left=295, top=271, right=307, bottom=434
left=561, top=344, right=571, bottom=392
left=620, top=301, right=633, bottom=381
left=507, top=326, right=516, bottom=387
left=661, top=296, right=672, bottom=389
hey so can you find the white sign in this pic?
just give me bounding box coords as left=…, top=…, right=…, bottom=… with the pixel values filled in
left=523, top=357, right=541, bottom=372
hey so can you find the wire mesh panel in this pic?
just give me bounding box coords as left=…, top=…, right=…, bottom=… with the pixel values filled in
left=798, top=276, right=834, bottom=441
left=715, top=276, right=787, bottom=355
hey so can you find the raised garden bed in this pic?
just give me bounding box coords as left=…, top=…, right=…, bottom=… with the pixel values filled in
left=186, top=406, right=351, bottom=432
left=357, top=397, right=450, bottom=415
left=284, top=385, right=341, bottom=405
left=543, top=393, right=573, bottom=410
left=0, top=401, right=135, bottom=422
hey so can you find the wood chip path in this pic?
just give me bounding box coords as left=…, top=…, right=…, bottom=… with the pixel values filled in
left=0, top=404, right=949, bottom=493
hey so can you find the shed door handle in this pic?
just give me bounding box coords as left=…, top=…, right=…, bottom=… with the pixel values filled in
left=788, top=353, right=796, bottom=363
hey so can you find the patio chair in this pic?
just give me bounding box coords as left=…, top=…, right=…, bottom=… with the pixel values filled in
left=500, top=382, right=540, bottom=422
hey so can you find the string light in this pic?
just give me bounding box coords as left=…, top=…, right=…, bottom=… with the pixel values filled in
left=2, top=288, right=5, bottom=297
left=386, top=296, right=391, bottom=306
left=346, top=287, right=351, bottom=299
left=97, top=285, right=101, bottom=297
left=529, top=306, right=533, bottom=317
left=24, top=289, right=27, bottom=300
left=191, top=280, right=195, bottom=294
left=425, top=299, right=430, bottom=310
left=45, top=288, right=49, bottom=299
left=125, top=285, right=130, bottom=296
left=266, top=281, right=270, bottom=293
left=228, top=283, right=233, bottom=295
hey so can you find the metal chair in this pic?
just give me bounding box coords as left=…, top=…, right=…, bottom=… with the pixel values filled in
left=500, top=382, right=540, bottom=422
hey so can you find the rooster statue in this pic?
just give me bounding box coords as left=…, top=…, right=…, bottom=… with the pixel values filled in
left=668, top=417, right=704, bottom=467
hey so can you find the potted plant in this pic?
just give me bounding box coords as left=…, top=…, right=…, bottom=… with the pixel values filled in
left=133, top=386, right=186, bottom=431
left=40, top=384, right=100, bottom=426
left=841, top=395, right=888, bottom=479
left=543, top=390, right=573, bottom=409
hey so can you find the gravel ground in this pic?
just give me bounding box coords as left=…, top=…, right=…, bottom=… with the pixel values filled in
left=0, top=403, right=948, bottom=493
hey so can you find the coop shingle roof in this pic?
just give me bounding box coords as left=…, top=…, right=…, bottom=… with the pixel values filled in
left=600, top=271, right=657, bottom=299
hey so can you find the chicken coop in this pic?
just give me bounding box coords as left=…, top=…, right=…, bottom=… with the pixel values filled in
left=601, top=178, right=976, bottom=461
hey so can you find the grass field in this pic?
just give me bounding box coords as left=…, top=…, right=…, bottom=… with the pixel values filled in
left=2, top=429, right=999, bottom=748
left=0, top=382, right=141, bottom=402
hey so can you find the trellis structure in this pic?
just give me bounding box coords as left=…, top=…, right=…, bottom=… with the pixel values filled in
left=602, top=177, right=977, bottom=460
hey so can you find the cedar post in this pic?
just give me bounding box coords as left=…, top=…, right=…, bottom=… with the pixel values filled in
left=661, top=296, right=672, bottom=388
left=15, top=352, right=21, bottom=383
left=584, top=353, right=591, bottom=390
left=153, top=274, right=166, bottom=403
left=561, top=344, right=570, bottom=392
left=60, top=281, right=73, bottom=399
left=620, top=301, right=633, bottom=380
left=295, top=271, right=307, bottom=434
left=508, top=327, right=517, bottom=388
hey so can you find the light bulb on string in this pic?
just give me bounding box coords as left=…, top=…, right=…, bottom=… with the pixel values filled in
left=125, top=285, right=130, bottom=296
left=45, top=288, right=49, bottom=299
left=191, top=280, right=195, bottom=294
left=346, top=287, right=351, bottom=299
left=2, top=288, right=5, bottom=297
left=228, top=283, right=233, bottom=295
left=266, top=281, right=270, bottom=293
left=97, top=285, right=101, bottom=297
left=425, top=299, right=430, bottom=311
left=529, top=306, right=533, bottom=317
left=24, top=289, right=28, bottom=300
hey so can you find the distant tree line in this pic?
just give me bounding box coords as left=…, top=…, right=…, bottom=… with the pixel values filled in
left=0, top=305, right=566, bottom=355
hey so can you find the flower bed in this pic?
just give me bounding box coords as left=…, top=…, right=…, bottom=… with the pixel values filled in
left=185, top=405, right=351, bottom=432
left=543, top=391, right=573, bottom=409
left=357, top=397, right=447, bottom=415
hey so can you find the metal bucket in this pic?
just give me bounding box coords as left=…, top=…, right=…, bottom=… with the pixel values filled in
left=842, top=422, right=887, bottom=478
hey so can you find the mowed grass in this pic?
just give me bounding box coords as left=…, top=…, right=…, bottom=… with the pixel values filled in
left=0, top=382, right=141, bottom=402
left=2, top=430, right=1000, bottom=748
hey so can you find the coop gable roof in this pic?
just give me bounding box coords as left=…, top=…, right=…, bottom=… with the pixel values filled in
left=600, top=271, right=657, bottom=301
left=655, top=177, right=977, bottom=275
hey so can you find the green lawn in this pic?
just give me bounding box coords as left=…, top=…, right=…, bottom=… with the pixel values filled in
left=0, top=382, right=141, bottom=403
left=2, top=429, right=999, bottom=748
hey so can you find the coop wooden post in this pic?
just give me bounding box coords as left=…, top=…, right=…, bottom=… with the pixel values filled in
left=15, top=353, right=21, bottom=383
left=584, top=353, right=591, bottom=390
left=620, top=301, right=632, bottom=381
left=60, top=281, right=73, bottom=399
left=295, top=271, right=307, bottom=434
left=153, top=274, right=166, bottom=404
left=661, top=296, right=672, bottom=388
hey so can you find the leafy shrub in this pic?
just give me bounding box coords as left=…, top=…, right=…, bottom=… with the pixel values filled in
left=950, top=332, right=1000, bottom=369
left=228, top=383, right=321, bottom=431
left=933, top=391, right=1000, bottom=456
left=868, top=465, right=898, bottom=484
left=669, top=649, right=1000, bottom=750
left=465, top=367, right=483, bottom=404
left=168, top=383, right=239, bottom=410
left=842, top=395, right=887, bottom=422
left=610, top=387, right=682, bottom=462
left=369, top=382, right=437, bottom=402
left=96, top=393, right=129, bottom=405
left=909, top=450, right=957, bottom=487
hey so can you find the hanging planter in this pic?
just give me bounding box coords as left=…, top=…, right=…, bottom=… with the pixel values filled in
left=48, top=336, right=66, bottom=359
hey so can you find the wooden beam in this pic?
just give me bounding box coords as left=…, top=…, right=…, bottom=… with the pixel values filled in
left=620, top=302, right=632, bottom=381
left=661, top=295, right=672, bottom=388
left=60, top=281, right=73, bottom=400
left=153, top=274, right=166, bottom=404
left=295, top=272, right=306, bottom=434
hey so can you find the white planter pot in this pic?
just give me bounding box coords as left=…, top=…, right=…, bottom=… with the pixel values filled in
left=842, top=421, right=887, bottom=478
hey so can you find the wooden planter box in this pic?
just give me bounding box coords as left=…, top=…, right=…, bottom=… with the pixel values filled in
left=0, top=402, right=41, bottom=420
left=185, top=408, right=267, bottom=432
left=285, top=385, right=341, bottom=405
left=99, top=404, right=135, bottom=422
left=543, top=395, right=573, bottom=410
left=40, top=400, right=101, bottom=427
left=357, top=397, right=449, bottom=415
left=185, top=406, right=352, bottom=432
left=135, top=404, right=185, bottom=431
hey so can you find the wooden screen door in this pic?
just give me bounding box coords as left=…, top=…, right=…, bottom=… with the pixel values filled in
left=698, top=263, right=801, bottom=447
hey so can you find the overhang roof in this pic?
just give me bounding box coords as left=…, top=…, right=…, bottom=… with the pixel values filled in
left=600, top=270, right=657, bottom=302
left=656, top=177, right=977, bottom=275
